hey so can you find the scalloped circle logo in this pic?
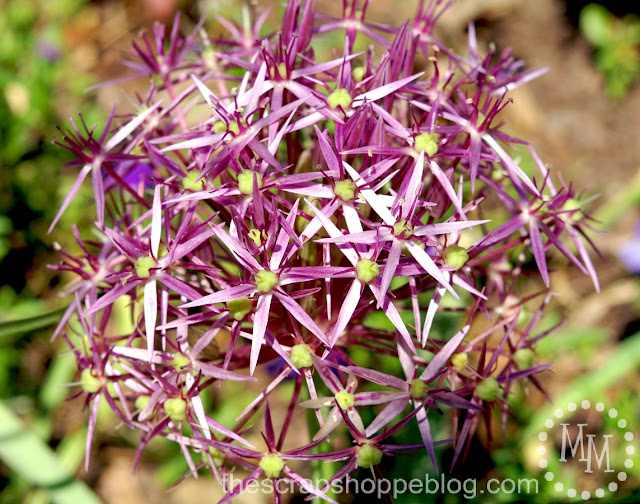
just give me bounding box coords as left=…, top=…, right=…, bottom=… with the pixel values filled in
left=536, top=400, right=636, bottom=500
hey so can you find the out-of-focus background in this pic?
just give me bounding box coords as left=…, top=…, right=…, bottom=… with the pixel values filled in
left=1, top=0, right=640, bottom=502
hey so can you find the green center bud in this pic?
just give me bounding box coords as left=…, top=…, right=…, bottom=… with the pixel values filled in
left=476, top=377, right=500, bottom=402
left=135, top=256, right=156, bottom=278
left=135, top=395, right=150, bottom=412
left=356, top=443, right=383, bottom=469
left=393, top=219, right=413, bottom=239
left=213, top=120, right=227, bottom=134
left=182, top=171, right=205, bottom=191
left=248, top=228, right=263, bottom=247
left=238, top=170, right=263, bottom=195
left=352, top=66, right=366, bottom=82
left=255, top=270, right=278, bottom=293
left=451, top=352, right=468, bottom=372
left=334, top=179, right=356, bottom=201
left=513, top=348, right=535, bottom=370
left=227, top=297, right=252, bottom=320
left=277, top=62, right=287, bottom=78
left=356, top=258, right=380, bottom=283
left=444, top=245, right=469, bottom=270
left=80, top=369, right=102, bottom=393
left=164, top=397, right=188, bottom=422
left=290, top=344, right=313, bottom=369
left=259, top=453, right=285, bottom=478
left=409, top=379, right=429, bottom=399
left=213, top=120, right=240, bottom=135
left=172, top=353, right=191, bottom=371
left=414, top=133, right=439, bottom=157
left=562, top=198, right=582, bottom=221
left=327, top=88, right=352, bottom=109
left=335, top=390, right=356, bottom=409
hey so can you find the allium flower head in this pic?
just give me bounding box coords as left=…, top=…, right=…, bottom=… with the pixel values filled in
left=50, top=0, right=599, bottom=500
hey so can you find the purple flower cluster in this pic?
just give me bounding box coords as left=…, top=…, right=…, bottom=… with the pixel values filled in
left=49, top=1, right=599, bottom=501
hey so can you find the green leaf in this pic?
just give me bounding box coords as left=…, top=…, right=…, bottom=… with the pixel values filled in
left=0, top=401, right=102, bottom=504
left=0, top=306, right=68, bottom=340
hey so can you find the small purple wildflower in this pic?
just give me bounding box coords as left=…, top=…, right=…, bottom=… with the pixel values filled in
left=50, top=1, right=599, bottom=500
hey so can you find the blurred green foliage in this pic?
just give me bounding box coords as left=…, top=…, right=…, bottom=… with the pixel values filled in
left=580, top=3, right=640, bottom=99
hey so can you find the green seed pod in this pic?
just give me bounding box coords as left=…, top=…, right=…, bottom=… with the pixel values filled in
left=356, top=258, right=380, bottom=283
left=80, top=369, right=102, bottom=394
left=414, top=132, right=439, bottom=157
left=513, top=348, right=535, bottom=370
left=410, top=379, right=429, bottom=399
left=164, top=397, right=188, bottom=422
left=327, top=88, right=352, bottom=109
left=255, top=270, right=278, bottom=292
left=238, top=170, right=263, bottom=195
left=476, top=377, right=500, bottom=402
left=356, top=443, right=383, bottom=469
left=444, top=245, right=469, bottom=270
left=182, top=171, right=205, bottom=191
left=451, top=352, right=469, bottom=372
left=259, top=453, right=285, bottom=478
left=290, top=344, right=313, bottom=369
left=135, top=256, right=156, bottom=278
left=335, top=389, right=356, bottom=409
left=227, top=297, right=252, bottom=320
left=334, top=179, right=356, bottom=201
left=172, top=353, right=191, bottom=371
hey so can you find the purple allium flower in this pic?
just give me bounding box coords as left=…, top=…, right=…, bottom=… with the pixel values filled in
left=50, top=0, right=600, bottom=500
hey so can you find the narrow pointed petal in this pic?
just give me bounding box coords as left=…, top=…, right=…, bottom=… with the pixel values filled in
left=181, top=284, right=257, bottom=308
left=275, top=293, right=330, bottom=347
left=151, top=185, right=162, bottom=257
left=104, top=101, right=162, bottom=151
left=144, top=280, right=158, bottom=360
left=405, top=241, right=456, bottom=297
left=48, top=164, right=92, bottom=233
left=415, top=405, right=439, bottom=474
left=250, top=293, right=273, bottom=375
left=330, top=279, right=362, bottom=345
left=529, top=221, right=549, bottom=287
left=366, top=398, right=409, bottom=437
left=369, top=283, right=416, bottom=354
left=343, top=162, right=396, bottom=226
left=422, top=287, right=445, bottom=346
left=421, top=325, right=470, bottom=380
left=378, top=240, right=402, bottom=308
